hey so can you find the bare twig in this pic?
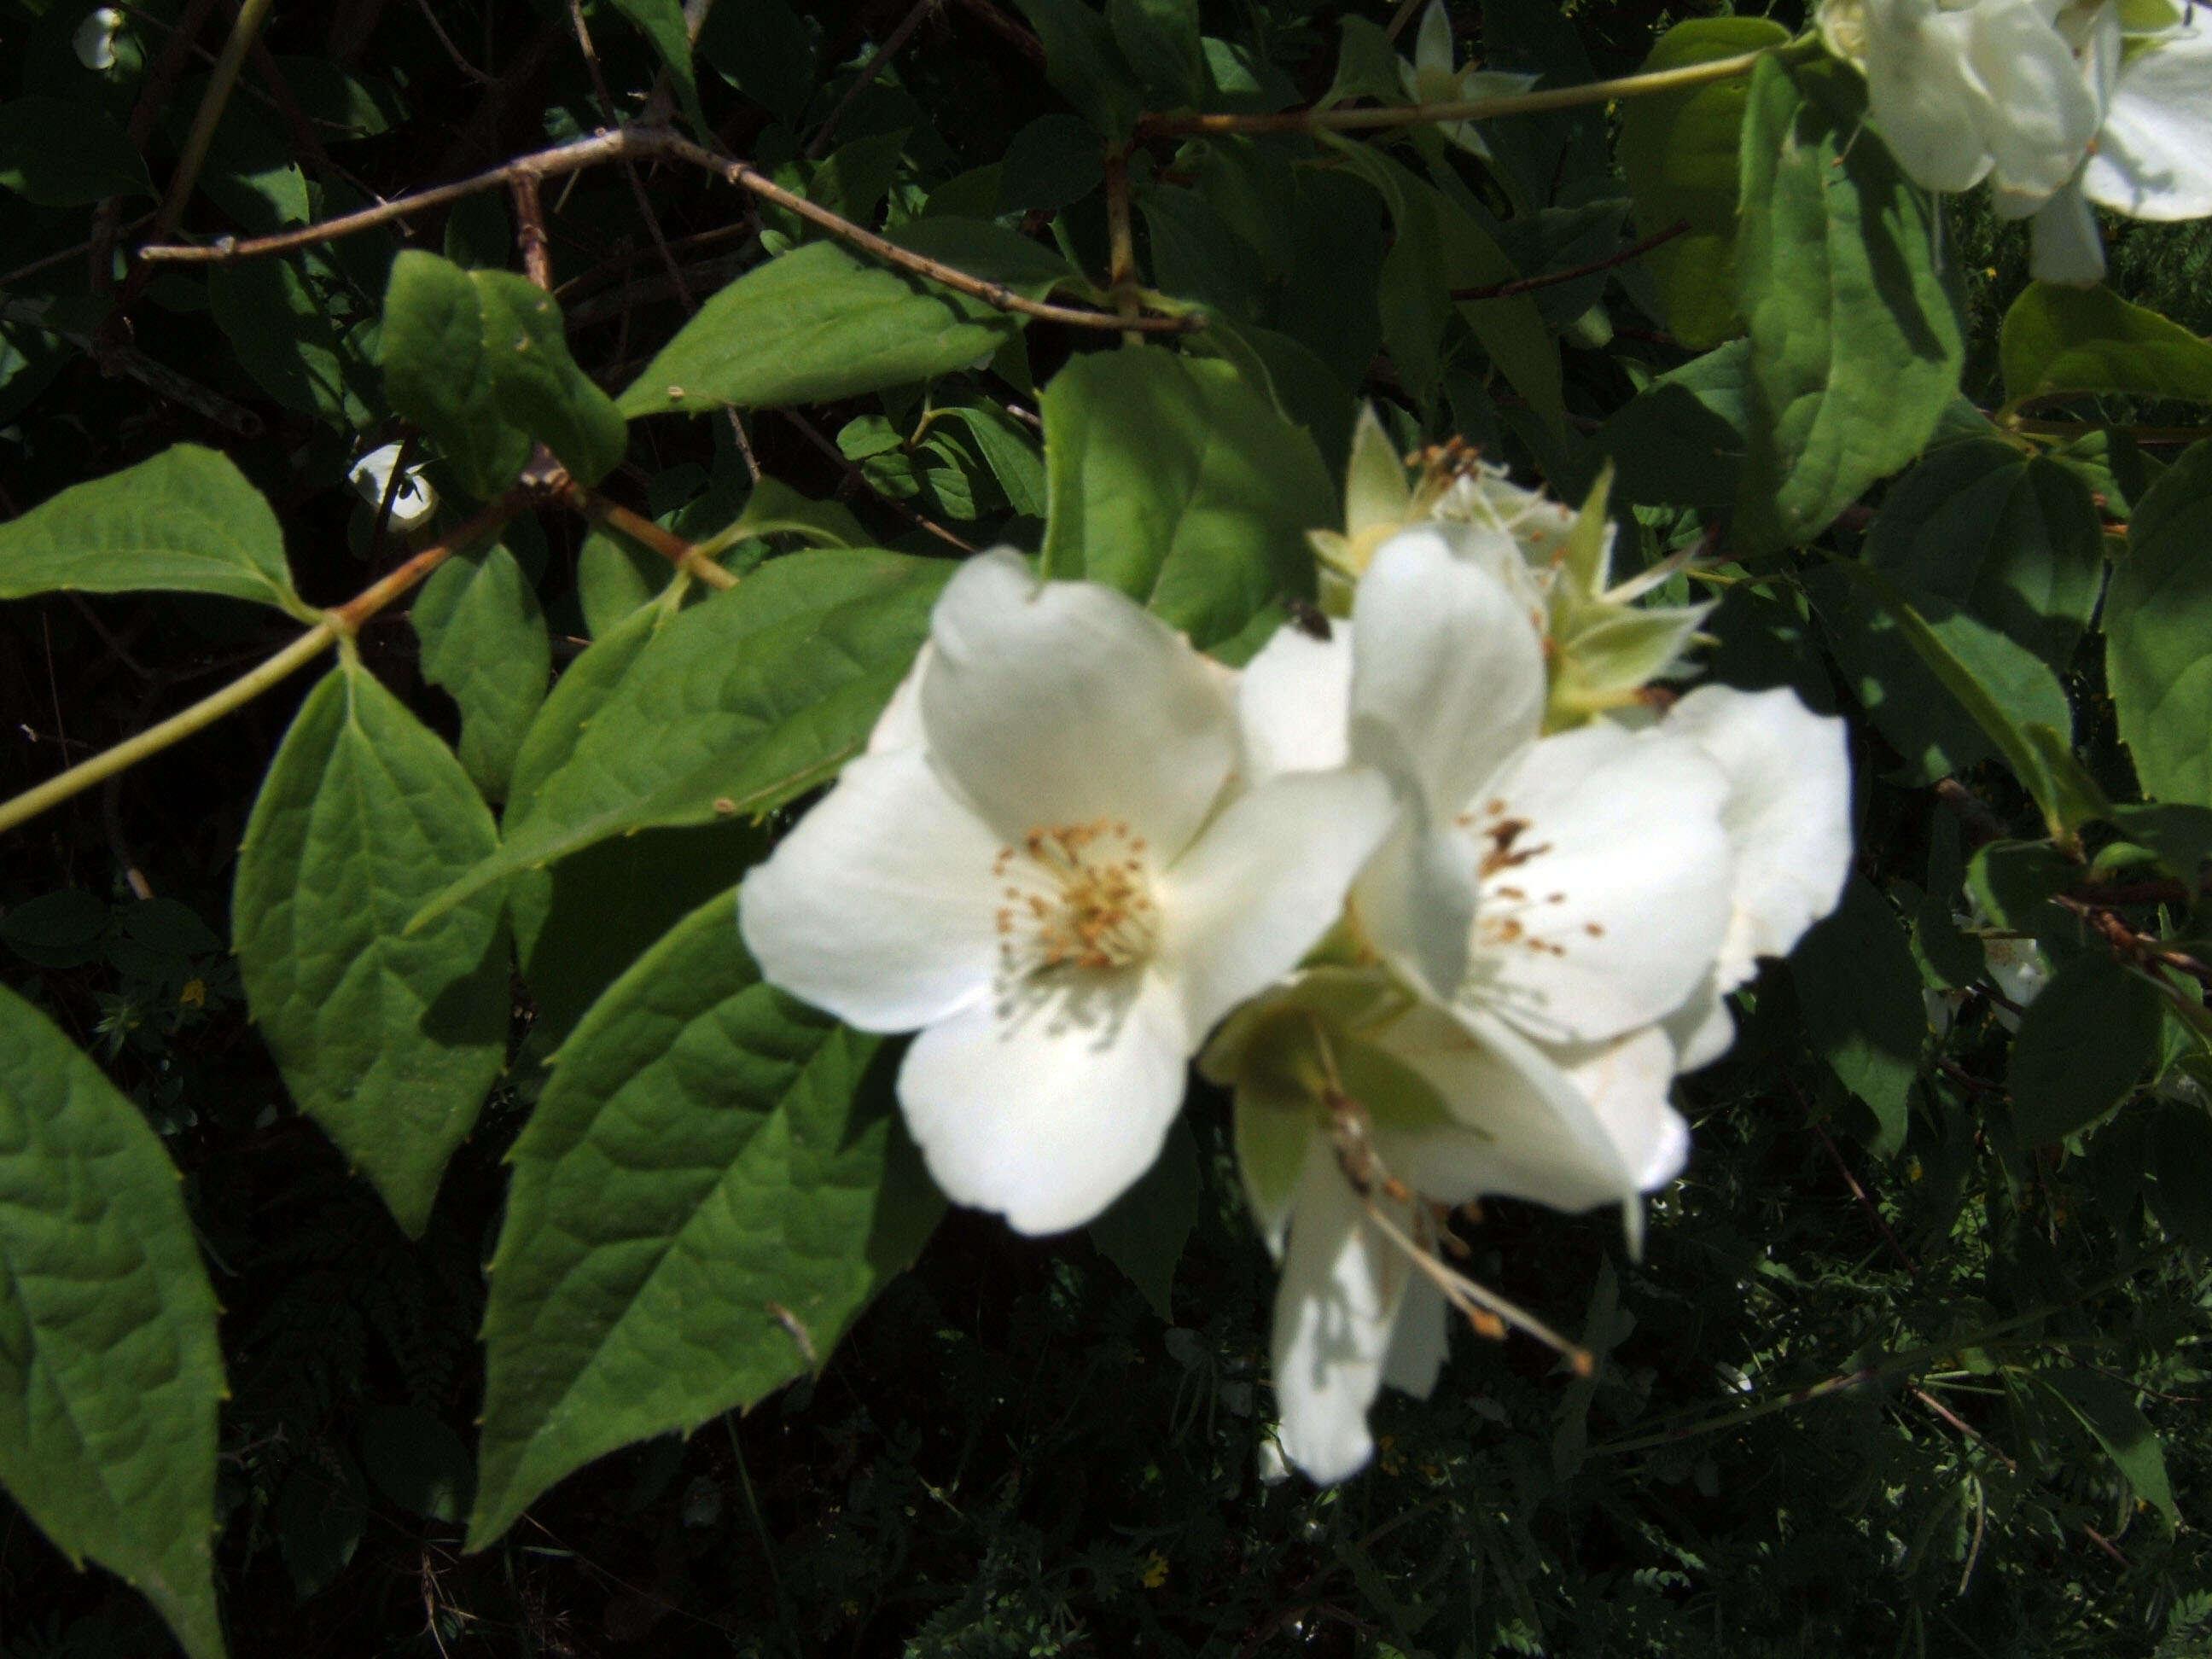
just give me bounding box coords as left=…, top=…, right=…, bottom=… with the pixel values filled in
left=0, top=297, right=259, bottom=434
left=1933, top=777, right=2011, bottom=848
left=509, top=173, right=553, bottom=288
left=1804, top=1098, right=1916, bottom=1278
left=134, top=125, right=1198, bottom=332
left=556, top=482, right=740, bottom=590
left=1911, top=1386, right=2017, bottom=1471
left=807, top=0, right=938, bottom=160
left=414, top=0, right=496, bottom=84
left=1452, top=218, right=1691, bottom=301
left=155, top=0, right=277, bottom=237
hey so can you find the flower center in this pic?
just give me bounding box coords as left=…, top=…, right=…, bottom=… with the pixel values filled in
left=993, top=821, right=1159, bottom=976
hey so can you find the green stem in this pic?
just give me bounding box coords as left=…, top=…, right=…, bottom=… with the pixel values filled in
left=1139, top=44, right=1776, bottom=138
left=0, top=622, right=335, bottom=837
left=156, top=0, right=276, bottom=236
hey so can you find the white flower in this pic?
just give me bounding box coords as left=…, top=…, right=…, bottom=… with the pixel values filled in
left=1221, top=527, right=1853, bottom=1482
left=348, top=443, right=438, bottom=532
left=1398, top=0, right=1537, bottom=160
left=73, top=8, right=125, bottom=72
left=1818, top=0, right=2099, bottom=199
left=739, top=551, right=1395, bottom=1236
left=2015, top=8, right=2212, bottom=282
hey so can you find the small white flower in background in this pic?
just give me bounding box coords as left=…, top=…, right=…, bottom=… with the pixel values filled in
left=740, top=551, right=1396, bottom=1237
left=1397, top=0, right=1537, bottom=160
left=73, top=7, right=125, bottom=72
left=1220, top=505, right=1853, bottom=1482
left=348, top=443, right=438, bottom=532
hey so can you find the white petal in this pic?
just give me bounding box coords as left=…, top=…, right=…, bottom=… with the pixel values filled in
left=898, top=969, right=1190, bottom=1235
left=1353, top=816, right=1480, bottom=1006
left=2028, top=182, right=2109, bottom=284
left=1238, top=624, right=1352, bottom=783
left=1375, top=1003, right=1681, bottom=1215
left=1862, top=3, right=2000, bottom=194
left=2085, top=29, right=2212, bottom=220
left=1415, top=0, right=1455, bottom=76
left=1270, top=1140, right=1404, bottom=1484
left=920, top=550, right=1237, bottom=856
left=1967, top=0, right=2102, bottom=200
left=738, top=746, right=1000, bottom=1031
left=1664, top=973, right=1738, bottom=1073
left=1465, top=724, right=1734, bottom=1045
left=1162, top=769, right=1399, bottom=1038
left=865, top=644, right=928, bottom=754
left=1381, top=1277, right=1450, bottom=1398
left=1661, top=684, right=1854, bottom=989
left=1350, top=528, right=1545, bottom=818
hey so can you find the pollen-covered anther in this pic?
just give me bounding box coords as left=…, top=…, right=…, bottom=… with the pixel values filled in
left=995, top=819, right=1160, bottom=975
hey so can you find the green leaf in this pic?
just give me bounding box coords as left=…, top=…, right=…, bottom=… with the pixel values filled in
left=1587, top=338, right=1752, bottom=510
left=0, top=97, right=151, bottom=204
left=412, top=550, right=950, bottom=930
left=1109, top=0, right=1204, bottom=107
left=358, top=1405, right=476, bottom=1525
left=998, top=114, right=1105, bottom=212
left=2147, top=1099, right=2212, bottom=1252
left=0, top=445, right=311, bottom=616
left=617, top=241, right=1027, bottom=418
left=1010, top=0, right=1146, bottom=138
left=712, top=473, right=872, bottom=549
left=934, top=406, right=1048, bottom=520
left=232, top=659, right=510, bottom=1236
left=1039, top=346, right=1332, bottom=652
left=1866, top=439, right=2104, bottom=672
left=608, top=0, right=707, bottom=132
left=1829, top=562, right=2098, bottom=837
left=0, top=987, right=226, bottom=1659
left=2007, top=952, right=2163, bottom=1144
left=2104, top=439, right=2212, bottom=806
left=1318, top=14, right=1406, bottom=109
left=1617, top=18, right=1789, bottom=350
left=2000, top=283, right=2212, bottom=409
left=380, top=250, right=533, bottom=499
left=1790, top=872, right=1924, bottom=1155
left=469, top=889, right=944, bottom=1548
left=1087, top=1119, right=1201, bottom=1321
left=2043, top=1369, right=2180, bottom=1528
left=1967, top=840, right=2077, bottom=935
left=1733, top=58, right=1964, bottom=548
left=2, top=889, right=111, bottom=970
left=411, top=538, right=550, bottom=800
left=209, top=257, right=376, bottom=427
left=272, top=1445, right=365, bottom=1601
left=2103, top=802, right=2212, bottom=884
left=381, top=249, right=623, bottom=485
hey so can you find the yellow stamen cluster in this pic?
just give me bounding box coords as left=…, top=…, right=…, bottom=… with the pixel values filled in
left=993, top=820, right=1158, bottom=975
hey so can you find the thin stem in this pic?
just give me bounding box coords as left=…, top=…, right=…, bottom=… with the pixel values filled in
left=808, top=0, right=937, bottom=160
left=1138, top=46, right=1770, bottom=137
left=0, top=625, right=335, bottom=838
left=1452, top=218, right=1691, bottom=302
left=559, top=483, right=741, bottom=589
left=2010, top=416, right=2212, bottom=445
left=1103, top=143, right=1142, bottom=346
left=155, top=0, right=278, bottom=236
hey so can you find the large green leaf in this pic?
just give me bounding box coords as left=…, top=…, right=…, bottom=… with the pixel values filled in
left=0, top=445, right=311, bottom=616
left=411, top=538, right=550, bottom=800
left=469, top=889, right=944, bottom=1548
left=2000, top=283, right=2212, bottom=409
left=1011, top=0, right=1147, bottom=137
left=1617, top=17, right=1789, bottom=350
left=1586, top=338, right=1752, bottom=509
left=0, top=987, right=226, bottom=1659
left=1790, top=872, right=1924, bottom=1155
left=381, top=251, right=626, bottom=489
left=2007, top=952, right=2163, bottom=1145
left=2042, top=1368, right=2180, bottom=1529
left=233, top=659, right=510, bottom=1236
left=412, top=550, right=951, bottom=929
left=1039, top=346, right=1332, bottom=655
left=1733, top=58, right=1964, bottom=548
left=617, top=241, right=1033, bottom=418
left=2104, top=439, right=2212, bottom=806
left=1865, top=438, right=2104, bottom=672
left=0, top=97, right=152, bottom=205
left=209, top=257, right=377, bottom=428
